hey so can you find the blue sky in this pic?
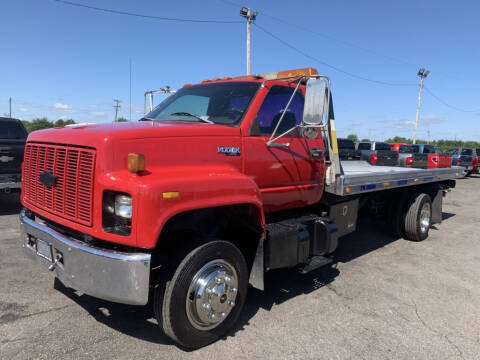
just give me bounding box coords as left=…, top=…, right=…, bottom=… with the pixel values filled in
left=1, top=0, right=479, bottom=141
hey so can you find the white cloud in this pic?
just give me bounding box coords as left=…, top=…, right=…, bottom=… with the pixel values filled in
left=19, top=108, right=28, bottom=113
left=420, top=114, right=445, bottom=123
left=91, top=111, right=106, bottom=117
left=53, top=103, right=73, bottom=111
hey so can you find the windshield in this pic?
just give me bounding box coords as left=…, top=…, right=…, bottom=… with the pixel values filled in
left=399, top=145, right=412, bottom=153
left=375, top=143, right=391, bottom=151
left=476, top=149, right=480, bottom=156
left=461, top=148, right=473, bottom=156
left=145, top=82, right=260, bottom=125
left=338, top=139, right=355, bottom=149
left=358, top=143, right=371, bottom=150
left=0, top=121, right=27, bottom=139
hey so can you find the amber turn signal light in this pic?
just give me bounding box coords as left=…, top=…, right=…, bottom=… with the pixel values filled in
left=127, top=153, right=145, bottom=173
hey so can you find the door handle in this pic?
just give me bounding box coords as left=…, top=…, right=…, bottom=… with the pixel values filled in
left=310, top=148, right=324, bottom=159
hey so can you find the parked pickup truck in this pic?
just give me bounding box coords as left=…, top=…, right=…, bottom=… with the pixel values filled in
left=410, top=144, right=452, bottom=169
left=355, top=141, right=399, bottom=165
left=0, top=117, right=28, bottom=193
left=338, top=138, right=361, bottom=160
left=19, top=68, right=462, bottom=349
left=474, top=148, right=480, bottom=174
left=446, top=148, right=474, bottom=176
left=389, top=143, right=413, bottom=166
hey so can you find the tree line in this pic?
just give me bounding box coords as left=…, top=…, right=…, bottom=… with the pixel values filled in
left=21, top=117, right=129, bottom=133
left=345, top=134, right=480, bottom=150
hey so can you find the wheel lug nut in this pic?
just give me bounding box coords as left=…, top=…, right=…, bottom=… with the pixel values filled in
left=208, top=312, right=216, bottom=320
left=220, top=312, right=226, bottom=317
left=227, top=300, right=235, bottom=307
left=215, top=277, right=222, bottom=284
left=224, top=276, right=232, bottom=282
left=202, top=302, right=211, bottom=310
left=229, top=286, right=237, bottom=293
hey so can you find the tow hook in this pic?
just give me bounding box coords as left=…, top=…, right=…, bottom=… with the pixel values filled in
left=48, top=253, right=63, bottom=271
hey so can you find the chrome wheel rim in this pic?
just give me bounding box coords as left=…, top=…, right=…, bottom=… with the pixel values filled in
left=186, top=259, right=238, bottom=331
left=420, top=202, right=431, bottom=233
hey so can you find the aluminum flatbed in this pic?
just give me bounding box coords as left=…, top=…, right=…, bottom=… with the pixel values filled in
left=325, top=161, right=463, bottom=196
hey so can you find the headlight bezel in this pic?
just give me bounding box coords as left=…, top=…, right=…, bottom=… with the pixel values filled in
left=103, top=191, right=132, bottom=236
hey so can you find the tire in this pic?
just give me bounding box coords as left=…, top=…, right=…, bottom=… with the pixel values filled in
left=404, top=193, right=432, bottom=241
left=387, top=192, right=407, bottom=238
left=154, top=240, right=248, bottom=349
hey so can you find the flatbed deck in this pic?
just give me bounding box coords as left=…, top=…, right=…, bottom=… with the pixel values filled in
left=325, top=161, right=463, bottom=196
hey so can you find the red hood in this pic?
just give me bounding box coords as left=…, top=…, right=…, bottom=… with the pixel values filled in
left=27, top=121, right=241, bottom=148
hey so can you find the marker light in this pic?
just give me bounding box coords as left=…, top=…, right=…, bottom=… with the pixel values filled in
left=127, top=153, right=145, bottom=173
left=256, top=68, right=319, bottom=80
left=406, top=156, right=413, bottom=166
left=370, top=153, right=378, bottom=165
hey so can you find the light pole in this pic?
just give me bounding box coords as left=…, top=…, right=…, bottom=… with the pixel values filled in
left=413, top=68, right=429, bottom=144
left=240, top=7, right=258, bottom=75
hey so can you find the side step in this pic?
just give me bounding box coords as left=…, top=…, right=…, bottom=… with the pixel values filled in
left=299, top=256, right=333, bottom=274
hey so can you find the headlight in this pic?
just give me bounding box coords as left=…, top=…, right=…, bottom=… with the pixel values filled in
left=114, top=194, right=132, bottom=219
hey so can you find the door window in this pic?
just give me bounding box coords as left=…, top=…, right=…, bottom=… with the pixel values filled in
left=251, top=86, right=304, bottom=136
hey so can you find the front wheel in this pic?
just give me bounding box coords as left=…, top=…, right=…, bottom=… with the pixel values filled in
left=154, top=240, right=248, bottom=349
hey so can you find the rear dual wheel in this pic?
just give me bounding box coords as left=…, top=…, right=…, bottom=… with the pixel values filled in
left=154, top=240, right=248, bottom=349
left=389, top=192, right=432, bottom=241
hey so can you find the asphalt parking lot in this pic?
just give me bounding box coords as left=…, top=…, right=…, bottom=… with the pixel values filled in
left=1, top=177, right=480, bottom=360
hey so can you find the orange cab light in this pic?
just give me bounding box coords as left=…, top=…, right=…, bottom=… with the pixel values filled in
left=211, top=77, right=220, bottom=81
left=223, top=76, right=232, bottom=80
left=183, top=83, right=191, bottom=87
left=127, top=153, right=145, bottom=173
left=258, top=67, right=319, bottom=80
left=202, top=79, right=210, bottom=83
left=233, top=74, right=261, bottom=79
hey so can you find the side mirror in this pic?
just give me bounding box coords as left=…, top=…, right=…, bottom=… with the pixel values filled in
left=302, top=78, right=327, bottom=126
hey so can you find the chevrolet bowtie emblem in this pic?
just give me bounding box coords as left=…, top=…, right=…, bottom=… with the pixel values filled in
left=39, top=171, right=57, bottom=188
left=0, top=155, right=14, bottom=163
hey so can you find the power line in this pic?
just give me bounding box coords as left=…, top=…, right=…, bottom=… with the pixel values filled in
left=253, top=23, right=417, bottom=87
left=54, top=0, right=242, bottom=23
left=423, top=87, right=479, bottom=113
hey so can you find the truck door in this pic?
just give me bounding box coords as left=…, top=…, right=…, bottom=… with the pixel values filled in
left=243, top=84, right=325, bottom=212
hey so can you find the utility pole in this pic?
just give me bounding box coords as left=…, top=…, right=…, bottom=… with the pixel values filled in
left=113, top=99, right=121, bottom=122
left=240, top=7, right=258, bottom=75
left=413, top=68, right=429, bottom=144
left=9, top=97, right=12, bottom=118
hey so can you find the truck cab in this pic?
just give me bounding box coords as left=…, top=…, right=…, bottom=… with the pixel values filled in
left=337, top=138, right=361, bottom=160
left=0, top=117, right=27, bottom=193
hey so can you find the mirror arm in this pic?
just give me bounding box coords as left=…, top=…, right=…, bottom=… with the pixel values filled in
left=267, top=126, right=300, bottom=147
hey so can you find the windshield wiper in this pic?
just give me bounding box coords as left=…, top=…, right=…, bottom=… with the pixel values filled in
left=170, top=112, right=214, bottom=124
left=139, top=117, right=156, bottom=121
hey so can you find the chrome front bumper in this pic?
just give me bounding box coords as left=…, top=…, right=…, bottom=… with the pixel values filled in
left=20, top=210, right=151, bottom=305
left=0, top=181, right=21, bottom=190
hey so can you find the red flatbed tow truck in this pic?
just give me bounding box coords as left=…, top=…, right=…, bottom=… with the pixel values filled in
left=20, top=68, right=462, bottom=348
